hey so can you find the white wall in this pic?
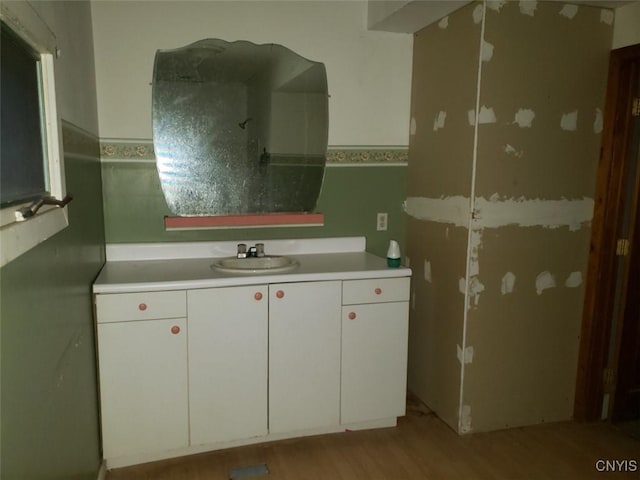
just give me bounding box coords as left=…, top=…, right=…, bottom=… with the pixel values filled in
left=613, top=1, right=640, bottom=49
left=91, top=0, right=413, bottom=146
left=31, top=1, right=99, bottom=134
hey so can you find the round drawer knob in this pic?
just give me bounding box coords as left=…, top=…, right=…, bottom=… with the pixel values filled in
left=348, top=312, right=357, bottom=320
left=171, top=325, right=180, bottom=335
left=374, top=288, right=382, bottom=295
left=138, top=303, right=148, bottom=311
left=254, top=292, right=263, bottom=301
left=276, top=290, right=285, bottom=299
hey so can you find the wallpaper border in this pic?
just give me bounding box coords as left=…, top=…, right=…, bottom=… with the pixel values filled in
left=99, top=139, right=408, bottom=165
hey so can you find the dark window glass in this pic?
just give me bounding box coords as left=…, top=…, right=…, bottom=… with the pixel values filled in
left=0, top=22, right=48, bottom=207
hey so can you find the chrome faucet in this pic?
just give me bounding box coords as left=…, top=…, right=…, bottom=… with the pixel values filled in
left=237, top=243, right=265, bottom=258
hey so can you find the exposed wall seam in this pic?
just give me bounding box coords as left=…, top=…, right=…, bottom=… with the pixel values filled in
left=458, top=0, right=486, bottom=435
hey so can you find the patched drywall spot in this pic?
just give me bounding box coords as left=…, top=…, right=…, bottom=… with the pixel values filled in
left=466, top=229, right=484, bottom=307
left=536, top=271, right=556, bottom=295
left=468, top=276, right=485, bottom=306
left=565, top=271, right=583, bottom=288
left=487, top=1, right=507, bottom=11
left=405, top=196, right=593, bottom=231
left=405, top=256, right=411, bottom=267
left=424, top=259, right=432, bottom=283
left=465, top=346, right=474, bottom=363
left=459, top=277, right=467, bottom=295
left=404, top=196, right=470, bottom=227
left=474, top=196, right=594, bottom=231
left=457, top=344, right=475, bottom=364
left=478, top=106, right=497, bottom=124
left=482, top=40, right=494, bottom=62
left=459, top=228, right=484, bottom=309
left=519, top=1, right=537, bottom=16
left=410, top=117, right=417, bottom=136
left=561, top=110, right=578, bottom=131
left=559, top=4, right=578, bottom=19
left=433, top=111, right=447, bottom=131
left=473, top=3, right=484, bottom=24
left=468, top=109, right=476, bottom=126
left=600, top=9, right=614, bottom=25
left=513, top=108, right=535, bottom=128
left=504, top=144, right=523, bottom=158
left=438, top=16, right=449, bottom=29
left=469, top=229, right=482, bottom=277
left=501, top=272, right=516, bottom=295
left=593, top=108, right=603, bottom=134
left=460, top=405, right=472, bottom=434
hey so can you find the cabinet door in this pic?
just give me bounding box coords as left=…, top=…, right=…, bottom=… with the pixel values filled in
left=188, top=285, right=268, bottom=445
left=341, top=302, right=409, bottom=424
left=97, top=318, right=188, bottom=459
left=269, top=281, right=341, bottom=433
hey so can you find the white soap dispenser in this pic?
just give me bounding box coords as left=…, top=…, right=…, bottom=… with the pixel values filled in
left=387, top=240, right=401, bottom=268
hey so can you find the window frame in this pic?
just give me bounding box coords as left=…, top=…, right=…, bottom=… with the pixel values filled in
left=0, top=2, right=67, bottom=267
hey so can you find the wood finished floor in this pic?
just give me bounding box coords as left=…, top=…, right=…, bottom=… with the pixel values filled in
left=107, top=402, right=640, bottom=480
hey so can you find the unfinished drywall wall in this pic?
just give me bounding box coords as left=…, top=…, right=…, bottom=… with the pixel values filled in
left=406, top=218, right=469, bottom=428
left=406, top=2, right=480, bottom=198
left=475, top=1, right=611, bottom=200
left=463, top=1, right=612, bottom=432
left=406, top=0, right=612, bottom=434
left=406, top=1, right=481, bottom=431
left=464, top=226, right=591, bottom=430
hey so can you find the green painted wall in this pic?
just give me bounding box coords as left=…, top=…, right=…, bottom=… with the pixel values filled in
left=0, top=124, right=104, bottom=479
left=101, top=161, right=407, bottom=258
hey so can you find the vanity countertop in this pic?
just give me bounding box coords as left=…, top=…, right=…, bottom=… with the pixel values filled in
left=94, top=238, right=411, bottom=294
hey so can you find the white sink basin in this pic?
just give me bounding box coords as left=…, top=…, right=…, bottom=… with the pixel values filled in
left=211, top=255, right=299, bottom=274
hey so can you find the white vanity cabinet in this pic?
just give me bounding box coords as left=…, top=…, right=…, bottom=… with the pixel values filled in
left=93, top=240, right=412, bottom=468
left=187, top=285, right=268, bottom=445
left=95, top=291, right=188, bottom=459
left=268, top=280, right=342, bottom=433
left=340, top=278, right=410, bottom=424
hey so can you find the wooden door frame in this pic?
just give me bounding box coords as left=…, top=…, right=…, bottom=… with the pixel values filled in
left=574, top=43, right=640, bottom=422
left=612, top=154, right=640, bottom=421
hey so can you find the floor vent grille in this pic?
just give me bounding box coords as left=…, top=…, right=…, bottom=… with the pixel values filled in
left=229, top=463, right=269, bottom=479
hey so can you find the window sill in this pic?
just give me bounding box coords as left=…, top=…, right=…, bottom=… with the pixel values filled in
left=0, top=206, right=69, bottom=267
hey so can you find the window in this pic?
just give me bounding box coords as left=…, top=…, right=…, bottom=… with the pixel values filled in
left=0, top=3, right=66, bottom=267
left=1, top=24, right=48, bottom=206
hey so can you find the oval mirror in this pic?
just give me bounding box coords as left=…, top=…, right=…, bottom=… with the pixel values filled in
left=152, top=39, right=328, bottom=216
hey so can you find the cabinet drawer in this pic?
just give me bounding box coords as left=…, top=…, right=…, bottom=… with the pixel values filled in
left=342, top=277, right=410, bottom=305
left=96, top=290, right=186, bottom=323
